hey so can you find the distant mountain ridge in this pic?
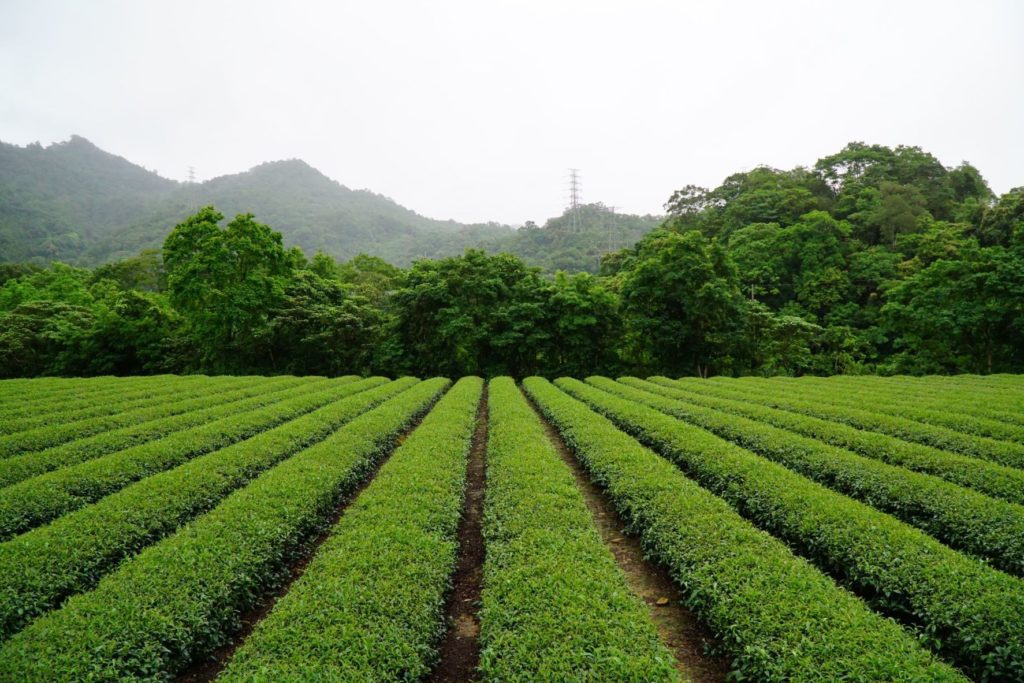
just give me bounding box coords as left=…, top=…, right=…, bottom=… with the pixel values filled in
left=0, top=136, right=513, bottom=265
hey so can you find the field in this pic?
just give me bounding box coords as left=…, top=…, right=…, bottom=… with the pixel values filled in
left=0, top=374, right=1022, bottom=682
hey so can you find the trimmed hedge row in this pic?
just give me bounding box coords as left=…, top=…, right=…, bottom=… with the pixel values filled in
left=0, top=375, right=214, bottom=426
left=596, top=377, right=1024, bottom=576
left=693, top=376, right=1024, bottom=430
left=0, top=377, right=416, bottom=643
left=669, top=378, right=1024, bottom=469
left=220, top=376, right=484, bottom=681
left=0, top=377, right=450, bottom=681
left=638, top=377, right=1024, bottom=506
left=0, top=376, right=260, bottom=436
left=719, top=376, right=1024, bottom=442
left=522, top=378, right=961, bottom=682
left=479, top=377, right=679, bottom=681
left=0, top=375, right=175, bottom=416
left=807, top=377, right=1024, bottom=428
left=0, top=376, right=322, bottom=489
left=0, top=376, right=387, bottom=540
left=787, top=374, right=1024, bottom=409
left=558, top=378, right=1024, bottom=681
left=0, top=376, right=258, bottom=457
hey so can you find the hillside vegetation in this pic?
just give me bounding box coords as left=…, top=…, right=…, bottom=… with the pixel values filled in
left=0, top=136, right=513, bottom=265
left=1, top=141, right=1021, bottom=378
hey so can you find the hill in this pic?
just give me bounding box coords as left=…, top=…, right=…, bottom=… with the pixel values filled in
left=0, top=136, right=177, bottom=262
left=0, top=136, right=515, bottom=265
left=480, top=203, right=663, bottom=272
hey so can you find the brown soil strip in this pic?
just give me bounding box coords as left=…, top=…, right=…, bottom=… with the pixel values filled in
left=176, top=403, right=441, bottom=683
left=525, top=393, right=730, bottom=683
left=426, top=385, right=488, bottom=682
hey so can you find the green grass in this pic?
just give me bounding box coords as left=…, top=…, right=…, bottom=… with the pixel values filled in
left=596, top=377, right=1024, bottom=576
left=0, top=376, right=380, bottom=539
left=635, top=377, right=1024, bottom=505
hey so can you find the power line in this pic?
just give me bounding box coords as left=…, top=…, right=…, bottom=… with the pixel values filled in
left=186, top=166, right=196, bottom=184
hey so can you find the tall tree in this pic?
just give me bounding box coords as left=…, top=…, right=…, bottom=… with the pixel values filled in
left=543, top=272, right=621, bottom=376
left=389, top=250, right=550, bottom=377
left=163, top=206, right=292, bottom=372
left=883, top=245, right=1024, bottom=374
left=619, top=230, right=745, bottom=377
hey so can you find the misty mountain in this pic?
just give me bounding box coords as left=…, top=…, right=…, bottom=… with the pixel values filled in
left=0, top=136, right=663, bottom=271
left=486, top=204, right=663, bottom=273
left=0, top=136, right=514, bottom=265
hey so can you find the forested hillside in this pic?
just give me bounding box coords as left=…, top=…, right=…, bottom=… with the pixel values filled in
left=0, top=136, right=177, bottom=262
left=1, top=141, right=1021, bottom=378
left=618, top=142, right=1024, bottom=375
left=482, top=203, right=662, bottom=273
left=0, top=136, right=513, bottom=264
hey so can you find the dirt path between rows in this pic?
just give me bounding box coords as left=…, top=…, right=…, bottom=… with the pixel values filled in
left=427, top=386, right=488, bottom=682
left=525, top=392, right=730, bottom=683
left=175, top=400, right=442, bottom=683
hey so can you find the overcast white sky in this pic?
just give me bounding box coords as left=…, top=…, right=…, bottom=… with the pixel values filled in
left=1, top=0, right=1021, bottom=225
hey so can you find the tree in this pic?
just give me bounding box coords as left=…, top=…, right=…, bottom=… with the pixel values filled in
left=849, top=182, right=929, bottom=247
left=263, top=270, right=382, bottom=376
left=978, top=187, right=1024, bottom=247
left=619, top=230, right=745, bottom=377
left=73, top=288, right=185, bottom=375
left=336, top=254, right=404, bottom=307
left=163, top=207, right=292, bottom=372
left=0, top=300, right=94, bottom=377
left=389, top=250, right=550, bottom=377
left=543, top=272, right=621, bottom=376
left=90, top=250, right=164, bottom=292
left=742, top=302, right=825, bottom=376
left=882, top=246, right=1024, bottom=374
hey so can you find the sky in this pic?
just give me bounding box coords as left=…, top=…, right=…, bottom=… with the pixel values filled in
left=1, top=0, right=1022, bottom=226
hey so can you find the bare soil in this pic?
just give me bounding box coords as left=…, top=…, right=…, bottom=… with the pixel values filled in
left=427, top=386, right=488, bottom=682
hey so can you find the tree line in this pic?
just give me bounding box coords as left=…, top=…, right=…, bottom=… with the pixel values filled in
left=1, top=142, right=1021, bottom=379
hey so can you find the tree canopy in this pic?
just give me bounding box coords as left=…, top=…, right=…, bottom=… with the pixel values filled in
left=2, top=141, right=1021, bottom=379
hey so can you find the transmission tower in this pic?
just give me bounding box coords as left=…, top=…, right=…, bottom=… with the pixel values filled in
left=606, top=205, right=617, bottom=253
left=186, top=166, right=196, bottom=184
left=566, top=168, right=582, bottom=233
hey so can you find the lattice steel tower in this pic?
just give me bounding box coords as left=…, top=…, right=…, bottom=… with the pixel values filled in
left=567, top=168, right=582, bottom=233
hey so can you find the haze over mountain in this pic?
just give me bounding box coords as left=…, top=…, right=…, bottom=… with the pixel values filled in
left=0, top=136, right=515, bottom=265
left=0, top=136, right=661, bottom=271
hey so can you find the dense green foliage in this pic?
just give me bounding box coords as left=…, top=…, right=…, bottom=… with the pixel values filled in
left=671, top=376, right=1024, bottom=468
left=634, top=377, right=1024, bottom=505
left=221, top=377, right=482, bottom=681
left=0, top=377, right=308, bottom=487
left=592, top=377, right=1024, bottom=576
left=523, top=377, right=961, bottom=682
left=0, top=378, right=448, bottom=680
left=478, top=203, right=662, bottom=273
left=480, top=378, right=679, bottom=680
left=557, top=378, right=1024, bottom=680
left=0, top=377, right=401, bottom=642
left=1, top=373, right=1022, bottom=678
left=2, top=140, right=1022, bottom=377
left=0, top=377, right=366, bottom=539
